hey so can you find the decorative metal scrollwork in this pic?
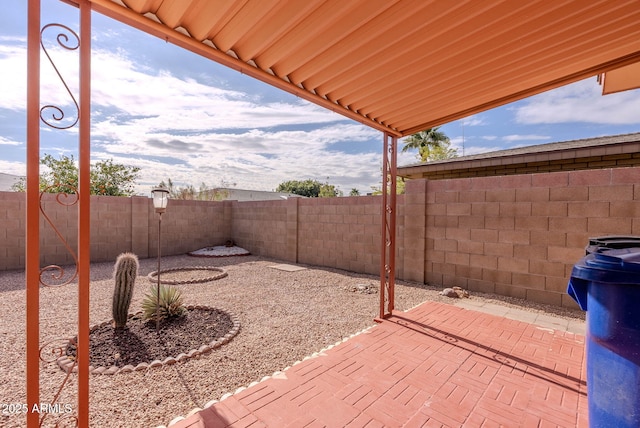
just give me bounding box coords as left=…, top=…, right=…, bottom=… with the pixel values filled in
left=38, top=338, right=79, bottom=427
left=40, top=23, right=80, bottom=130
left=39, top=185, right=79, bottom=286
left=39, top=337, right=74, bottom=364
left=34, top=19, right=83, bottom=428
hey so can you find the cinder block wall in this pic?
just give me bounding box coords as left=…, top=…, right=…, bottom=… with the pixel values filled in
left=230, top=199, right=297, bottom=262
left=415, top=167, right=640, bottom=307
left=296, top=196, right=382, bottom=274
left=153, top=198, right=232, bottom=258
left=3, top=166, right=639, bottom=308
left=0, top=194, right=231, bottom=270
left=0, top=192, right=25, bottom=269
left=227, top=196, right=384, bottom=275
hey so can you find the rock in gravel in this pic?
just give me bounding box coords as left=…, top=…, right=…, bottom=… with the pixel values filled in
left=439, top=286, right=470, bottom=298
left=344, top=283, right=378, bottom=294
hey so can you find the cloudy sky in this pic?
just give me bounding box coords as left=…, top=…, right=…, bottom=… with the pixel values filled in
left=1, top=2, right=639, bottom=195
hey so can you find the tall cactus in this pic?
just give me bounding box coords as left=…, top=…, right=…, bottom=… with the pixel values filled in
left=112, top=252, right=139, bottom=329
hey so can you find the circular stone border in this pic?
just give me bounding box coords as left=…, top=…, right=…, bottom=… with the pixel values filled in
left=147, top=266, right=228, bottom=285
left=56, top=306, right=241, bottom=375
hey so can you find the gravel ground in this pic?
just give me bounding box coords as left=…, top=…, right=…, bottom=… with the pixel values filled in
left=0, top=254, right=585, bottom=428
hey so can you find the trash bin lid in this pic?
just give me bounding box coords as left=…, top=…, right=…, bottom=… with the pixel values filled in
left=585, top=235, right=640, bottom=255
left=572, top=247, right=640, bottom=284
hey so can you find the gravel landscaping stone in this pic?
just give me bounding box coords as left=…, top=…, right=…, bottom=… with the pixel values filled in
left=0, top=254, right=584, bottom=428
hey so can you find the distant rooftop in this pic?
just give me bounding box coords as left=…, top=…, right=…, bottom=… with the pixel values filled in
left=213, top=188, right=305, bottom=202
left=398, top=132, right=640, bottom=180
left=0, top=173, right=21, bottom=191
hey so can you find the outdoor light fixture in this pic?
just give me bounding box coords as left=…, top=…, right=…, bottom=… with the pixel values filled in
left=151, top=186, right=170, bottom=332
left=152, top=186, right=169, bottom=214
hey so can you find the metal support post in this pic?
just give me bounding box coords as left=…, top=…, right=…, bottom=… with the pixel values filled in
left=379, top=132, right=397, bottom=319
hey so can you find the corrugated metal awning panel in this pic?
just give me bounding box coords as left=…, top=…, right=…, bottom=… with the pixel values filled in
left=82, top=0, right=640, bottom=136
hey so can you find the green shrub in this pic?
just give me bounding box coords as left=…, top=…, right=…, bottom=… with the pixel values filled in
left=141, top=285, right=186, bottom=322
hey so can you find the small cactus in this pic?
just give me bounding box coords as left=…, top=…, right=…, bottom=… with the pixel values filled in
left=112, top=252, right=139, bottom=329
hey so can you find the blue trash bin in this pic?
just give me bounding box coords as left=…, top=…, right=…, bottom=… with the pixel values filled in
left=567, top=247, right=640, bottom=428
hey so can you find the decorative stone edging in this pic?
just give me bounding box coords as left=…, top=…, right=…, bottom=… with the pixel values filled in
left=56, top=306, right=241, bottom=376
left=147, top=266, right=228, bottom=285
left=158, top=324, right=377, bottom=428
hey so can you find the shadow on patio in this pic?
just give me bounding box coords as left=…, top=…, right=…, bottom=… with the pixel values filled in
left=169, top=301, right=587, bottom=427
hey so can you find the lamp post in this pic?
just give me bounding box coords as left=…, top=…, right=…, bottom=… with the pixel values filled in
left=151, top=186, right=169, bottom=332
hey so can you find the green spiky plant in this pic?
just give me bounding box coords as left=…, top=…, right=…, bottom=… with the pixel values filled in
left=141, top=284, right=186, bottom=323
left=112, top=252, right=139, bottom=329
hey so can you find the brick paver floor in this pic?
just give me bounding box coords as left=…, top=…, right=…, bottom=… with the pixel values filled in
left=171, top=301, right=587, bottom=427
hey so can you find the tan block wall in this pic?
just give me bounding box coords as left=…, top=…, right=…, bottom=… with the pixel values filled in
left=0, top=194, right=230, bottom=270
left=230, top=199, right=297, bottom=262
left=153, top=199, right=231, bottom=258
left=0, top=192, right=26, bottom=269
left=297, top=196, right=382, bottom=275
left=417, top=167, right=640, bottom=308
left=3, top=166, right=638, bottom=309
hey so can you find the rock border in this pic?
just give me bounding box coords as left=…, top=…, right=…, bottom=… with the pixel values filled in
left=56, top=306, right=241, bottom=375
left=147, top=266, right=228, bottom=285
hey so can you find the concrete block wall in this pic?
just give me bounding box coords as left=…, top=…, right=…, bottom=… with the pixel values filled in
left=3, top=166, right=638, bottom=308
left=230, top=198, right=297, bottom=262
left=154, top=199, right=231, bottom=258
left=0, top=193, right=231, bottom=270
left=417, top=167, right=640, bottom=307
left=400, top=180, right=427, bottom=283
left=229, top=195, right=390, bottom=277
left=90, top=195, right=132, bottom=263
left=0, top=192, right=25, bottom=269
left=296, top=196, right=382, bottom=275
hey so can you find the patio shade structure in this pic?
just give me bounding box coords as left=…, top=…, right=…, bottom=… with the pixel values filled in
left=69, top=0, right=640, bottom=137
left=26, top=0, right=640, bottom=426
left=69, top=0, right=640, bottom=316
left=600, top=61, right=640, bottom=94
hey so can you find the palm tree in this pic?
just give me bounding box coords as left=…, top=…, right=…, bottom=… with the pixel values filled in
left=401, top=127, right=454, bottom=161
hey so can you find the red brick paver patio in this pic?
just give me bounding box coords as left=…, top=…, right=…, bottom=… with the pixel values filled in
left=171, top=301, right=587, bottom=427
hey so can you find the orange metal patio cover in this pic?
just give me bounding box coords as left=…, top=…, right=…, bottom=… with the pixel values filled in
left=66, top=0, right=640, bottom=136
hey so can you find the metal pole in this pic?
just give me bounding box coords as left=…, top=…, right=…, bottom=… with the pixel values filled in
left=156, top=213, right=162, bottom=332
left=26, top=1, right=41, bottom=425
left=379, top=133, right=389, bottom=320
left=77, top=1, right=92, bottom=425
left=379, top=132, right=397, bottom=320
left=388, top=135, right=397, bottom=315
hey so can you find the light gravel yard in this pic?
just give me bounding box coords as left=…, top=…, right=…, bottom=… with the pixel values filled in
left=0, top=254, right=584, bottom=428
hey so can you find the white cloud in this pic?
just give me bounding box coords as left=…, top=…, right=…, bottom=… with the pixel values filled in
left=0, top=44, right=346, bottom=128
left=502, top=134, right=550, bottom=142
left=124, top=144, right=382, bottom=195
left=0, top=44, right=27, bottom=110
left=515, top=78, right=640, bottom=125
left=94, top=122, right=383, bottom=193
left=462, top=146, right=504, bottom=156
left=0, top=159, right=25, bottom=176
left=461, top=115, right=486, bottom=126
left=0, top=36, right=26, bottom=43
left=481, top=135, right=498, bottom=141
left=0, top=136, right=20, bottom=146
left=1, top=42, right=384, bottom=194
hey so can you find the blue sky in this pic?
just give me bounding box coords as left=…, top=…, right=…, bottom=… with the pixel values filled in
left=1, top=2, right=639, bottom=195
